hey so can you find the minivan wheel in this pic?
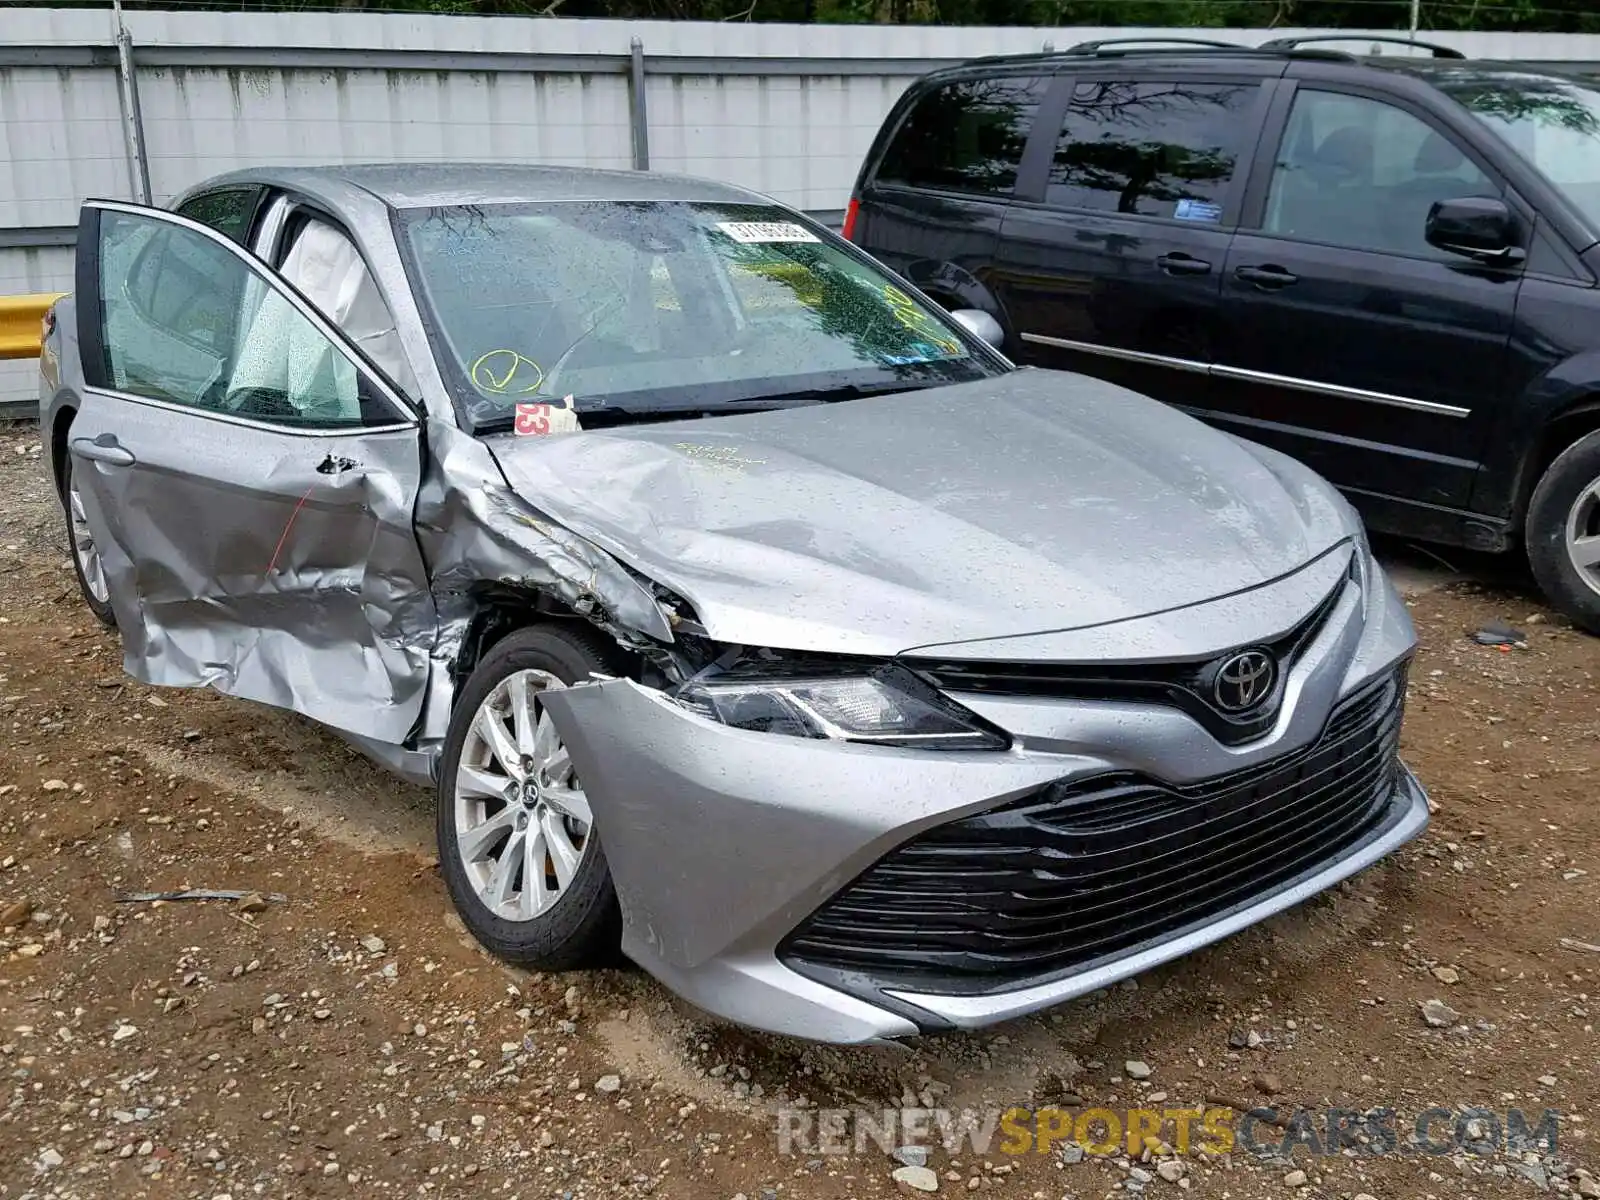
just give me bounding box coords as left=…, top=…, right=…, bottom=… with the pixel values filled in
left=436, top=625, right=621, bottom=969
left=60, top=454, right=116, bottom=628
left=1527, top=429, right=1600, bottom=634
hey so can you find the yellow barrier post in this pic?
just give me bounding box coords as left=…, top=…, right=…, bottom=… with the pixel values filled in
left=0, top=293, right=67, bottom=361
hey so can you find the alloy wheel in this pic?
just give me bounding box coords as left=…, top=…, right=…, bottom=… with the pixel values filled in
left=1565, top=478, right=1600, bottom=600
left=452, top=669, right=591, bottom=922
left=68, top=471, right=110, bottom=605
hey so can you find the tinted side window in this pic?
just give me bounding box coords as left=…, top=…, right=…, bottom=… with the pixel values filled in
left=1263, top=89, right=1500, bottom=258
left=876, top=76, right=1045, bottom=197
left=175, top=189, right=257, bottom=244
left=124, top=223, right=242, bottom=352
left=98, top=210, right=396, bottom=429
left=1046, top=80, right=1259, bottom=220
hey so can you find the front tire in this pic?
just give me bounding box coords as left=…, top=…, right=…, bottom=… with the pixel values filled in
left=1527, top=429, right=1600, bottom=634
left=436, top=625, right=621, bottom=969
left=59, top=453, right=116, bottom=628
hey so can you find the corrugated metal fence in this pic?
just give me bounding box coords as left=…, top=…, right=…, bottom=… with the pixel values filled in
left=6, top=7, right=1600, bottom=410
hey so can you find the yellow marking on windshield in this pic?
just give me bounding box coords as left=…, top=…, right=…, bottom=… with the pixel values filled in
left=881, top=285, right=962, bottom=356
left=470, top=349, right=545, bottom=396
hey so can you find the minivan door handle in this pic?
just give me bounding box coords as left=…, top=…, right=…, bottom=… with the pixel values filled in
left=1156, top=253, right=1212, bottom=276
left=1235, top=264, right=1299, bottom=290
left=71, top=434, right=136, bottom=467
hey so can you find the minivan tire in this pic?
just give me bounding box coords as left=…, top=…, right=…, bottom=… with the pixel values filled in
left=436, top=624, right=622, bottom=970
left=1527, top=429, right=1600, bottom=634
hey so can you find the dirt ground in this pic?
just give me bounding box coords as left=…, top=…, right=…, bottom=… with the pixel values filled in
left=2, top=422, right=1598, bottom=1200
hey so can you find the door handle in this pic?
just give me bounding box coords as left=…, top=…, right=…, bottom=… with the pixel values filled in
left=1156, top=253, right=1213, bottom=276
left=1235, top=264, right=1299, bottom=290
left=71, top=435, right=136, bottom=467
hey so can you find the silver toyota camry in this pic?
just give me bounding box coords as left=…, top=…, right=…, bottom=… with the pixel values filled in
left=38, top=164, right=1428, bottom=1045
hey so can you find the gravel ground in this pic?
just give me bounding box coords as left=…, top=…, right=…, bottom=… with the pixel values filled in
left=1, top=423, right=1597, bottom=1200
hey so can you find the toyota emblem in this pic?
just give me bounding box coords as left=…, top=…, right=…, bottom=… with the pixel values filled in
left=1213, top=650, right=1276, bottom=713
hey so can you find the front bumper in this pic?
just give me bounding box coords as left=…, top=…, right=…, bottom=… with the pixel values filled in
left=539, top=560, right=1427, bottom=1045
left=870, top=763, right=1427, bottom=1031
left=896, top=771, right=1433, bottom=1036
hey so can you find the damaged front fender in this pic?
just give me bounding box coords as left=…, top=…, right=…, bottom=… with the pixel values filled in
left=412, top=425, right=678, bottom=746
left=434, top=482, right=674, bottom=647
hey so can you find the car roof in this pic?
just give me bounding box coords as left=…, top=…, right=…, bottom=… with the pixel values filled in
left=921, top=45, right=1594, bottom=91
left=191, top=162, right=774, bottom=211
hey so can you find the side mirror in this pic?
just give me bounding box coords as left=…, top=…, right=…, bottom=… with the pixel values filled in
left=1425, top=196, right=1525, bottom=265
left=950, top=308, right=1004, bottom=350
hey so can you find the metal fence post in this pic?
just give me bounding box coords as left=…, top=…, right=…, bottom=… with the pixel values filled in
left=112, top=2, right=153, bottom=204
left=629, top=37, right=651, bottom=171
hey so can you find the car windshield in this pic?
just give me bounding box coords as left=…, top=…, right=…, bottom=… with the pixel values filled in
left=396, top=200, right=998, bottom=429
left=1439, top=71, right=1600, bottom=231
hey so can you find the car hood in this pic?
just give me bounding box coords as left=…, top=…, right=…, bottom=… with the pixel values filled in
left=486, top=369, right=1351, bottom=657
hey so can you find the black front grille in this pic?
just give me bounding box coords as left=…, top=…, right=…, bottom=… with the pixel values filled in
left=906, top=576, right=1347, bottom=746
left=781, top=666, right=1407, bottom=996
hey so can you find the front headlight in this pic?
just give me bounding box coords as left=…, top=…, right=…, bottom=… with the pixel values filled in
left=677, top=666, right=1010, bottom=751
left=1326, top=482, right=1372, bottom=592
left=1349, top=529, right=1369, bottom=584
left=1344, top=513, right=1375, bottom=605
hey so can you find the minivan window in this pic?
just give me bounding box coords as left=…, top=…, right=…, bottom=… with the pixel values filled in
left=1263, top=89, right=1497, bottom=258
left=876, top=76, right=1045, bottom=197
left=1045, top=80, right=1258, bottom=220
left=1438, top=72, right=1600, bottom=232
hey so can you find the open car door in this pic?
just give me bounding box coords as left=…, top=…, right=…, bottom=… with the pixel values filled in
left=67, top=199, right=436, bottom=744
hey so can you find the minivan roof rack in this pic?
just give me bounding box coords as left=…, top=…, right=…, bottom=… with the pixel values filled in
left=1051, top=37, right=1357, bottom=63
left=1066, top=36, right=1248, bottom=54
left=953, top=40, right=1360, bottom=72
left=1258, top=33, right=1466, bottom=59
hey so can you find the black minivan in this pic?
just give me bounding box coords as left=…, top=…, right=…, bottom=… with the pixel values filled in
left=845, top=36, right=1600, bottom=631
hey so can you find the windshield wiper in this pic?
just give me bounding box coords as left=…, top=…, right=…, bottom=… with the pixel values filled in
left=712, top=380, right=942, bottom=410
left=474, top=380, right=942, bottom=434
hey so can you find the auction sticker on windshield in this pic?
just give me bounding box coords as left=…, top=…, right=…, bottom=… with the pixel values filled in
left=514, top=397, right=581, bottom=437
left=715, top=222, right=819, bottom=244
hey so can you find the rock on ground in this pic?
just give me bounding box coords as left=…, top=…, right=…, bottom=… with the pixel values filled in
left=891, top=1164, right=940, bottom=1192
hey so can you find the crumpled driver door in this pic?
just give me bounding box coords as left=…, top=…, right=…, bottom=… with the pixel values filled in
left=69, top=199, right=436, bottom=744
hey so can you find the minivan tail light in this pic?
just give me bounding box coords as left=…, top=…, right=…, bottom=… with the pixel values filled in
left=841, top=197, right=860, bottom=242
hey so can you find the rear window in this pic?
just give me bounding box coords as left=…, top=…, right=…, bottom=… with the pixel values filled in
left=1046, top=80, right=1260, bottom=221
left=175, top=188, right=258, bottom=244
left=875, top=76, right=1045, bottom=197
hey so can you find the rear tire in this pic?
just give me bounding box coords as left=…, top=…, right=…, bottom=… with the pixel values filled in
left=436, top=625, right=621, bottom=969
left=59, top=453, right=116, bottom=628
left=1527, top=429, right=1600, bottom=634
